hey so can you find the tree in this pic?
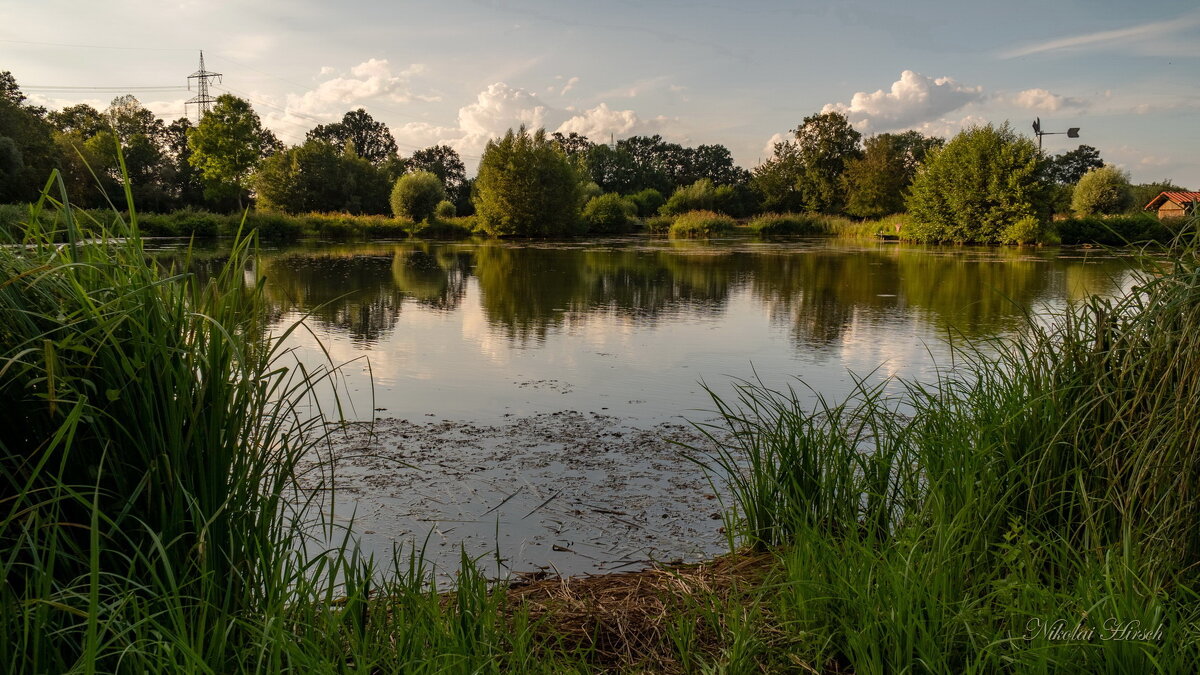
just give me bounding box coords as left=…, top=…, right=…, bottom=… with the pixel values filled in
left=906, top=123, right=1051, bottom=244
left=584, top=143, right=639, bottom=194
left=103, top=95, right=171, bottom=209
left=406, top=145, right=467, bottom=207
left=306, top=108, right=398, bottom=165
left=0, top=72, right=57, bottom=203
left=187, top=95, right=280, bottom=209
left=550, top=131, right=593, bottom=160
left=1072, top=166, right=1132, bottom=216
left=792, top=111, right=862, bottom=213
left=842, top=132, right=942, bottom=218
left=163, top=118, right=205, bottom=208
left=751, top=139, right=805, bottom=212
left=255, top=140, right=390, bottom=215
left=1049, top=145, right=1103, bottom=184
left=474, top=126, right=582, bottom=236
left=581, top=193, right=638, bottom=233
left=47, top=104, right=108, bottom=138
left=391, top=170, right=445, bottom=222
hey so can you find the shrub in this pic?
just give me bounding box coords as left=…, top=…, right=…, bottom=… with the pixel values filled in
left=474, top=126, right=582, bottom=237
left=435, top=199, right=456, bottom=219
left=906, top=123, right=1051, bottom=243
left=1072, top=165, right=1133, bottom=216
left=747, top=212, right=825, bottom=235
left=390, top=170, right=445, bottom=223
left=645, top=215, right=675, bottom=234
left=669, top=210, right=737, bottom=238
left=626, top=188, right=665, bottom=217
left=660, top=178, right=716, bottom=216
left=1053, top=213, right=1176, bottom=245
left=1000, top=215, right=1042, bottom=245
left=581, top=193, right=638, bottom=234
left=578, top=181, right=603, bottom=206
left=170, top=208, right=224, bottom=237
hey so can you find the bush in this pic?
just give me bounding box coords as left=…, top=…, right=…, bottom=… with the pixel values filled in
left=581, top=193, right=638, bottom=234
left=474, top=126, right=582, bottom=237
left=626, top=188, right=665, bottom=217
left=435, top=200, right=456, bottom=219
left=578, top=181, right=603, bottom=206
left=668, top=210, right=737, bottom=238
left=1000, top=215, right=1042, bottom=245
left=1053, top=213, right=1177, bottom=245
left=747, top=212, right=825, bottom=235
left=1072, top=165, right=1133, bottom=216
left=644, top=215, right=675, bottom=234
left=170, top=208, right=224, bottom=237
left=390, top=170, right=445, bottom=223
left=906, top=123, right=1051, bottom=243
left=660, top=178, right=716, bottom=216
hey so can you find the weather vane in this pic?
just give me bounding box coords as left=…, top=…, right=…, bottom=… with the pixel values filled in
left=1031, top=117, right=1079, bottom=153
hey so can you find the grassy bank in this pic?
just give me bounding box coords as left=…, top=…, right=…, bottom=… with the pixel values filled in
left=0, top=203, right=478, bottom=241
left=0, top=179, right=586, bottom=672
left=5, top=174, right=1198, bottom=672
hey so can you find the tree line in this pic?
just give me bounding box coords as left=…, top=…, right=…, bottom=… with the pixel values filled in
left=2, top=69, right=1189, bottom=243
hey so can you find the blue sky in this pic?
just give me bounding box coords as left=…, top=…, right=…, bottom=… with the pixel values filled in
left=3, top=0, right=1197, bottom=186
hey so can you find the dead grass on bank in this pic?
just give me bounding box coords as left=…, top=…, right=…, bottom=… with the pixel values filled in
left=496, top=549, right=816, bottom=673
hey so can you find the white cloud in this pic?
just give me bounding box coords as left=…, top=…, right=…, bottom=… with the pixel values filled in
left=999, top=11, right=1200, bottom=59
left=559, top=76, right=580, bottom=96
left=1010, top=88, right=1087, bottom=112
left=821, top=70, right=983, bottom=133
left=285, top=59, right=429, bottom=117
left=555, top=102, right=666, bottom=139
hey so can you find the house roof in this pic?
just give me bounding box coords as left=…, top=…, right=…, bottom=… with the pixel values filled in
left=1145, top=191, right=1200, bottom=210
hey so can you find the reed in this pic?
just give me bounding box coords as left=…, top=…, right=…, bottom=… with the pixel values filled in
left=686, top=225, right=1200, bottom=671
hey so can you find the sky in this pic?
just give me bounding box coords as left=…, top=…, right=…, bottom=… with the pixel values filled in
left=3, top=0, right=1198, bottom=186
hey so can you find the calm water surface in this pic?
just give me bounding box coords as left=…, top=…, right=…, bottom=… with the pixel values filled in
left=245, top=235, right=1139, bottom=424
left=154, top=235, right=1143, bottom=576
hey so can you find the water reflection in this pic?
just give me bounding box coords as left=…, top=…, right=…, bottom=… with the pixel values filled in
left=245, top=238, right=1133, bottom=350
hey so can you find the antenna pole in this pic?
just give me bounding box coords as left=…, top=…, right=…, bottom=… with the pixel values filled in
left=185, top=50, right=223, bottom=123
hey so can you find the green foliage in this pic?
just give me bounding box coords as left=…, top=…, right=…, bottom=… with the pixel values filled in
left=254, top=140, right=390, bottom=215
left=1071, top=165, right=1133, bottom=216
left=1053, top=213, right=1178, bottom=245
left=473, top=126, right=582, bottom=237
left=405, top=144, right=469, bottom=207
left=746, top=212, right=826, bottom=235
left=661, top=178, right=716, bottom=215
left=391, top=170, right=445, bottom=223
left=1048, top=144, right=1104, bottom=184
left=1000, top=215, right=1042, bottom=245
left=626, top=187, right=665, bottom=217
left=668, top=210, right=737, bottom=238
left=644, top=215, right=675, bottom=234
left=581, top=192, right=638, bottom=233
left=842, top=131, right=942, bottom=218
left=687, top=237, right=1200, bottom=671
left=905, top=123, right=1051, bottom=244
left=305, top=108, right=398, bottom=164
left=0, top=73, right=57, bottom=203
left=578, top=180, right=603, bottom=205
left=187, top=94, right=280, bottom=207
left=435, top=199, right=456, bottom=219
left=1129, top=180, right=1189, bottom=213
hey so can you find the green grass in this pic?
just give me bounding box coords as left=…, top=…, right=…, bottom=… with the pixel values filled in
left=686, top=223, right=1200, bottom=671
left=0, top=171, right=588, bottom=672
left=668, top=210, right=737, bottom=238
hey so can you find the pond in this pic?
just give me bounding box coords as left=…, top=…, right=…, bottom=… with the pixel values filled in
left=156, top=235, right=1144, bottom=578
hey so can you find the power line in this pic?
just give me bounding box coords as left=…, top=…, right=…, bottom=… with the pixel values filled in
left=185, top=51, right=222, bottom=122
left=0, top=38, right=193, bottom=52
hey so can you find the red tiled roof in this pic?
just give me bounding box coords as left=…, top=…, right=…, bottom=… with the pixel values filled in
left=1144, top=191, right=1200, bottom=210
